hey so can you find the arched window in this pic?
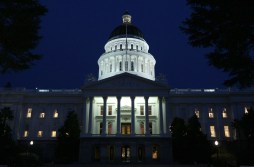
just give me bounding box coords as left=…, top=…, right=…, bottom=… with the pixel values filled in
left=125, top=61, right=128, bottom=71
left=119, top=61, right=122, bottom=71
left=131, top=61, right=134, bottom=71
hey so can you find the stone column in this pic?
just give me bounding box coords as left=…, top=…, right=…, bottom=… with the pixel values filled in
left=82, top=97, right=87, bottom=134
left=88, top=97, right=93, bottom=135
left=159, top=97, right=164, bottom=134
left=102, top=96, right=107, bottom=136
left=117, top=96, right=121, bottom=135
left=131, top=96, right=136, bottom=136
left=144, top=96, right=150, bottom=135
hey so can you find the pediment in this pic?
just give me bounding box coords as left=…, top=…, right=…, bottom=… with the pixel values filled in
left=83, top=73, right=169, bottom=91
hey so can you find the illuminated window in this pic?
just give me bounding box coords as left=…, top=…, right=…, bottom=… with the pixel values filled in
left=208, top=108, right=214, bottom=118
left=108, top=122, right=112, bottom=135
left=100, top=106, right=103, bottom=115
left=210, top=126, right=216, bottom=137
left=24, top=131, right=28, bottom=137
left=27, top=108, right=32, bottom=118
left=131, top=61, right=134, bottom=71
left=39, top=112, right=45, bottom=118
left=224, top=126, right=230, bottom=137
left=195, top=109, right=200, bottom=118
left=108, top=106, right=112, bottom=115
left=152, top=146, right=158, bottom=160
left=148, top=106, right=152, bottom=115
left=53, top=110, right=58, bottom=118
left=125, top=61, right=128, bottom=71
left=119, top=61, right=122, bottom=71
left=37, top=131, right=43, bottom=137
left=99, top=122, right=103, bottom=134
left=51, top=130, right=57, bottom=137
left=140, top=106, right=144, bottom=115
left=149, top=122, right=153, bottom=134
left=222, top=108, right=227, bottom=118
left=140, top=122, right=144, bottom=134
left=245, top=106, right=250, bottom=114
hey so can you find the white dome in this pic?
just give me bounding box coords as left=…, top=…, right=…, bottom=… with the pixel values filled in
left=97, top=13, right=156, bottom=81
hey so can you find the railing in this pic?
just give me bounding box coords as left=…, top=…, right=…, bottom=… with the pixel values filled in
left=0, top=87, right=82, bottom=94
left=170, top=88, right=254, bottom=94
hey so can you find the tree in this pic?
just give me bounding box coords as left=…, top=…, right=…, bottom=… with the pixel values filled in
left=0, top=107, right=14, bottom=163
left=55, top=111, right=81, bottom=163
left=181, top=0, right=254, bottom=88
left=0, top=0, right=47, bottom=73
left=170, top=115, right=211, bottom=164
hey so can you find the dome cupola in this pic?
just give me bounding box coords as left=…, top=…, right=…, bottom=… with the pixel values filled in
left=98, top=12, right=156, bottom=81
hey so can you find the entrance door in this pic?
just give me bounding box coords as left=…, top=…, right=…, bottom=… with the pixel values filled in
left=121, top=145, right=131, bottom=162
left=121, top=123, right=131, bottom=134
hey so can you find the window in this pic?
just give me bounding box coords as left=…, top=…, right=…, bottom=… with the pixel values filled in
left=109, top=146, right=114, bottom=161
left=99, top=122, right=103, bottom=134
left=125, top=61, right=128, bottom=71
left=100, top=106, right=103, bottom=115
left=115, top=45, right=117, bottom=50
left=131, top=61, right=134, bottom=71
left=110, top=64, right=112, bottom=72
left=51, top=131, right=57, bottom=137
left=148, top=106, right=152, bottom=115
left=152, top=146, right=158, bottom=160
left=108, top=105, right=112, bottom=115
left=119, top=61, right=122, bottom=71
left=222, top=108, right=227, bottom=118
left=210, top=126, right=216, bottom=137
left=120, top=44, right=122, bottom=50
left=224, top=126, right=230, bottom=137
left=95, top=146, right=100, bottom=160
left=140, top=122, right=144, bottom=134
left=195, top=109, right=200, bottom=118
left=149, top=122, right=153, bottom=134
left=27, top=108, right=32, bottom=118
left=53, top=110, right=58, bottom=118
left=37, top=131, right=43, bottom=137
left=24, top=130, right=28, bottom=137
left=108, top=122, right=112, bottom=135
left=245, top=106, right=250, bottom=114
left=39, top=112, right=45, bottom=118
left=136, top=45, right=138, bottom=50
left=131, top=44, right=133, bottom=50
left=141, top=64, right=144, bottom=72
left=208, top=108, right=214, bottom=118
left=140, top=106, right=144, bottom=115
left=141, top=47, right=143, bottom=50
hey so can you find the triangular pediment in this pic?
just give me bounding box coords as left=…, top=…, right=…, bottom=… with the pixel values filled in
left=83, top=73, right=169, bottom=91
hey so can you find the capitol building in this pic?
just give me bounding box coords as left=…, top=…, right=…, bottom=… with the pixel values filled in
left=0, top=12, right=254, bottom=163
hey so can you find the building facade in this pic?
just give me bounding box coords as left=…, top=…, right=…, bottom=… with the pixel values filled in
left=0, top=12, right=254, bottom=163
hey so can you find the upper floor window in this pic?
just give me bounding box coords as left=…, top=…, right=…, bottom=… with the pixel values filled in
left=23, top=130, right=28, bottom=137
left=222, top=108, right=227, bottom=118
left=131, top=44, right=133, bottom=50
left=110, top=64, right=112, bottom=72
left=195, top=109, right=200, bottom=118
left=131, top=61, right=134, bottom=71
left=140, top=106, right=144, bottom=115
left=27, top=108, right=32, bottom=118
left=119, top=61, right=122, bottom=71
left=141, top=64, right=144, bottom=72
left=51, top=131, right=57, bottom=138
left=99, top=122, right=103, bottom=134
left=39, top=112, right=45, bottom=118
left=108, top=105, right=112, bottom=115
left=120, top=44, right=122, bottom=50
left=115, top=45, right=117, bottom=50
left=148, top=106, right=152, bottom=115
left=125, top=61, right=128, bottom=71
left=208, top=108, right=214, bottom=118
left=108, top=122, right=112, bottom=135
left=210, top=126, right=216, bottom=137
left=53, top=110, right=58, bottom=118
left=140, top=122, right=144, bottom=134
left=37, top=131, right=43, bottom=137
left=149, top=122, right=153, bottom=134
left=224, top=126, right=230, bottom=137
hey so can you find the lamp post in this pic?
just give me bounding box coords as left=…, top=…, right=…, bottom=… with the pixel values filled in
left=29, top=140, right=34, bottom=156
left=214, top=140, right=219, bottom=161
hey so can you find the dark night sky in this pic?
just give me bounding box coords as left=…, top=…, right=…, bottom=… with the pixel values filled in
left=1, top=0, right=228, bottom=89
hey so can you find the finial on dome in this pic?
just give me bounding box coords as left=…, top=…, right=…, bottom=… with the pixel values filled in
left=122, top=11, right=131, bottom=24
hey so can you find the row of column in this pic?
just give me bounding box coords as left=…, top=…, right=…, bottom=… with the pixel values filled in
left=83, top=96, right=168, bottom=136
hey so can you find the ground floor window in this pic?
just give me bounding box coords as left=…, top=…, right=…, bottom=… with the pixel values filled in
left=109, top=145, right=115, bottom=161
left=121, top=145, right=131, bottom=162
left=137, top=145, right=144, bottom=162
left=94, top=146, right=100, bottom=161
left=152, top=145, right=159, bottom=160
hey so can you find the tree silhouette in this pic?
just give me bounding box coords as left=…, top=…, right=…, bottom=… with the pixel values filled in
left=0, top=0, right=47, bottom=73
left=181, top=0, right=254, bottom=88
